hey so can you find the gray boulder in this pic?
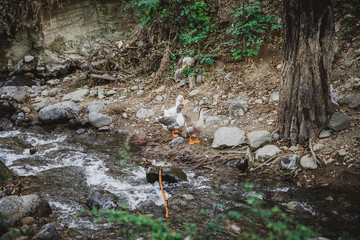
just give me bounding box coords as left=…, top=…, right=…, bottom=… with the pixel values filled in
left=0, top=86, right=29, bottom=103
left=32, top=223, right=61, bottom=240
left=136, top=108, right=155, bottom=119
left=86, top=101, right=105, bottom=113
left=38, top=101, right=80, bottom=124
left=33, top=99, right=58, bottom=112
left=343, top=95, right=360, bottom=110
left=62, top=89, right=89, bottom=102
left=212, top=127, right=246, bottom=149
left=88, top=112, right=112, bottom=128
left=229, top=100, right=248, bottom=117
left=327, top=112, right=351, bottom=131
left=0, top=161, right=14, bottom=184
left=319, top=130, right=331, bottom=139
left=255, top=145, right=281, bottom=162
left=0, top=194, right=51, bottom=227
left=247, top=131, right=271, bottom=149
left=300, top=155, right=318, bottom=169
left=281, top=155, right=298, bottom=170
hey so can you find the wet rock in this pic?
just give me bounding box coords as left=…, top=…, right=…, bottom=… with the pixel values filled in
left=0, top=118, right=13, bottom=131
left=281, top=155, right=298, bottom=170
left=0, top=194, right=51, bottom=227
left=212, top=127, right=246, bottom=149
left=255, top=145, right=281, bottom=162
left=343, top=95, right=360, bottom=110
left=169, top=137, right=184, bottom=148
left=136, top=108, right=155, bottom=119
left=229, top=100, right=248, bottom=117
left=2, top=75, right=37, bottom=87
left=32, top=223, right=61, bottom=240
left=86, top=101, right=105, bottom=113
left=86, top=190, right=119, bottom=210
left=146, top=167, right=187, bottom=184
left=319, top=130, right=331, bottom=139
left=88, top=112, right=112, bottom=128
left=62, top=89, right=89, bottom=102
left=327, top=112, right=352, bottom=131
left=0, top=161, right=14, bottom=184
left=33, top=99, right=58, bottom=112
left=300, top=155, right=318, bottom=169
left=247, top=131, right=272, bottom=149
left=38, top=101, right=80, bottom=124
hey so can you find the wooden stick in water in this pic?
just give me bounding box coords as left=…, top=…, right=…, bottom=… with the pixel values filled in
left=159, top=167, right=169, bottom=218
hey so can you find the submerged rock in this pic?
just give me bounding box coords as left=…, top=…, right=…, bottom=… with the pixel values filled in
left=86, top=190, right=119, bottom=210
left=146, top=167, right=187, bottom=184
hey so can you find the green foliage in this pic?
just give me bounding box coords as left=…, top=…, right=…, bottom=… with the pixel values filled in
left=118, top=135, right=132, bottom=165
left=226, top=0, right=281, bottom=60
left=332, top=0, right=360, bottom=39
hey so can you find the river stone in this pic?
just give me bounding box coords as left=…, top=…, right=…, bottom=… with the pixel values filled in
left=212, top=127, right=246, bottom=149
left=300, top=155, right=318, bottom=169
left=247, top=131, right=271, bottom=149
left=86, top=101, right=105, bottom=113
left=88, top=112, right=112, bottom=128
left=344, top=95, right=360, bottom=110
left=86, top=190, right=119, bottom=210
left=146, top=167, right=187, bottom=184
left=327, top=112, right=352, bottom=131
left=38, top=101, right=80, bottom=124
left=229, top=100, right=248, bottom=117
left=281, top=155, right=298, bottom=170
left=0, top=161, right=14, bottom=184
left=169, top=137, right=184, bottom=148
left=62, top=89, right=89, bottom=102
left=32, top=223, right=61, bottom=240
left=33, top=99, right=58, bottom=112
left=136, top=108, right=155, bottom=119
left=0, top=194, right=51, bottom=226
left=205, top=116, right=221, bottom=123
left=0, top=86, right=29, bottom=103
left=319, top=130, right=331, bottom=139
left=255, top=145, right=281, bottom=162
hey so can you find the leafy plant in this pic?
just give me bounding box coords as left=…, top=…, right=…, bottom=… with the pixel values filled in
left=226, top=0, right=281, bottom=60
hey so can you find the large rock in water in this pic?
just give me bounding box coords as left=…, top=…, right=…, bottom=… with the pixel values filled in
left=0, top=194, right=51, bottom=227
left=212, top=127, right=246, bottom=149
left=0, top=161, right=14, bottom=184
left=146, top=167, right=187, bottom=184
left=38, top=101, right=80, bottom=124
left=32, top=223, right=62, bottom=240
left=86, top=190, right=119, bottom=210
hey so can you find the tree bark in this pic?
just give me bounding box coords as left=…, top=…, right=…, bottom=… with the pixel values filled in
left=278, top=0, right=336, bottom=145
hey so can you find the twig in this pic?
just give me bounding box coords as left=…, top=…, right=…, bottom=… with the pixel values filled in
left=191, top=157, right=212, bottom=170
left=90, top=74, right=122, bottom=81
left=309, top=139, right=324, bottom=165
left=159, top=167, right=169, bottom=218
left=250, top=156, right=276, bottom=171
left=219, top=151, right=247, bottom=155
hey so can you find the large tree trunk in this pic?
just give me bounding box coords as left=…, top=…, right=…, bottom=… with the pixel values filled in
left=278, top=0, right=336, bottom=145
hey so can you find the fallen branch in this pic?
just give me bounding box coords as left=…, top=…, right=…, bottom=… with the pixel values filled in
left=159, top=167, right=169, bottom=218
left=309, top=139, right=326, bottom=165
left=250, top=156, right=276, bottom=171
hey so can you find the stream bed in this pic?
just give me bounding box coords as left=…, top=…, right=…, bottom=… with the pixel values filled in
left=1, top=128, right=360, bottom=239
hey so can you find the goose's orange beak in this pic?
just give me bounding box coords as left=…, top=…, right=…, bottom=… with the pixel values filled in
left=181, top=97, right=187, bottom=108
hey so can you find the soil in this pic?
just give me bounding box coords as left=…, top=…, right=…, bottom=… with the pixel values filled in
left=50, top=40, right=360, bottom=193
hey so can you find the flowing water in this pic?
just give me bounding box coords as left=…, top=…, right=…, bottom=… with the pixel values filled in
left=1, top=128, right=359, bottom=239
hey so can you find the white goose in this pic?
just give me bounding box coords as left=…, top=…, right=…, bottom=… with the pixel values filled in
left=158, top=103, right=185, bottom=137
left=163, top=95, right=185, bottom=117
